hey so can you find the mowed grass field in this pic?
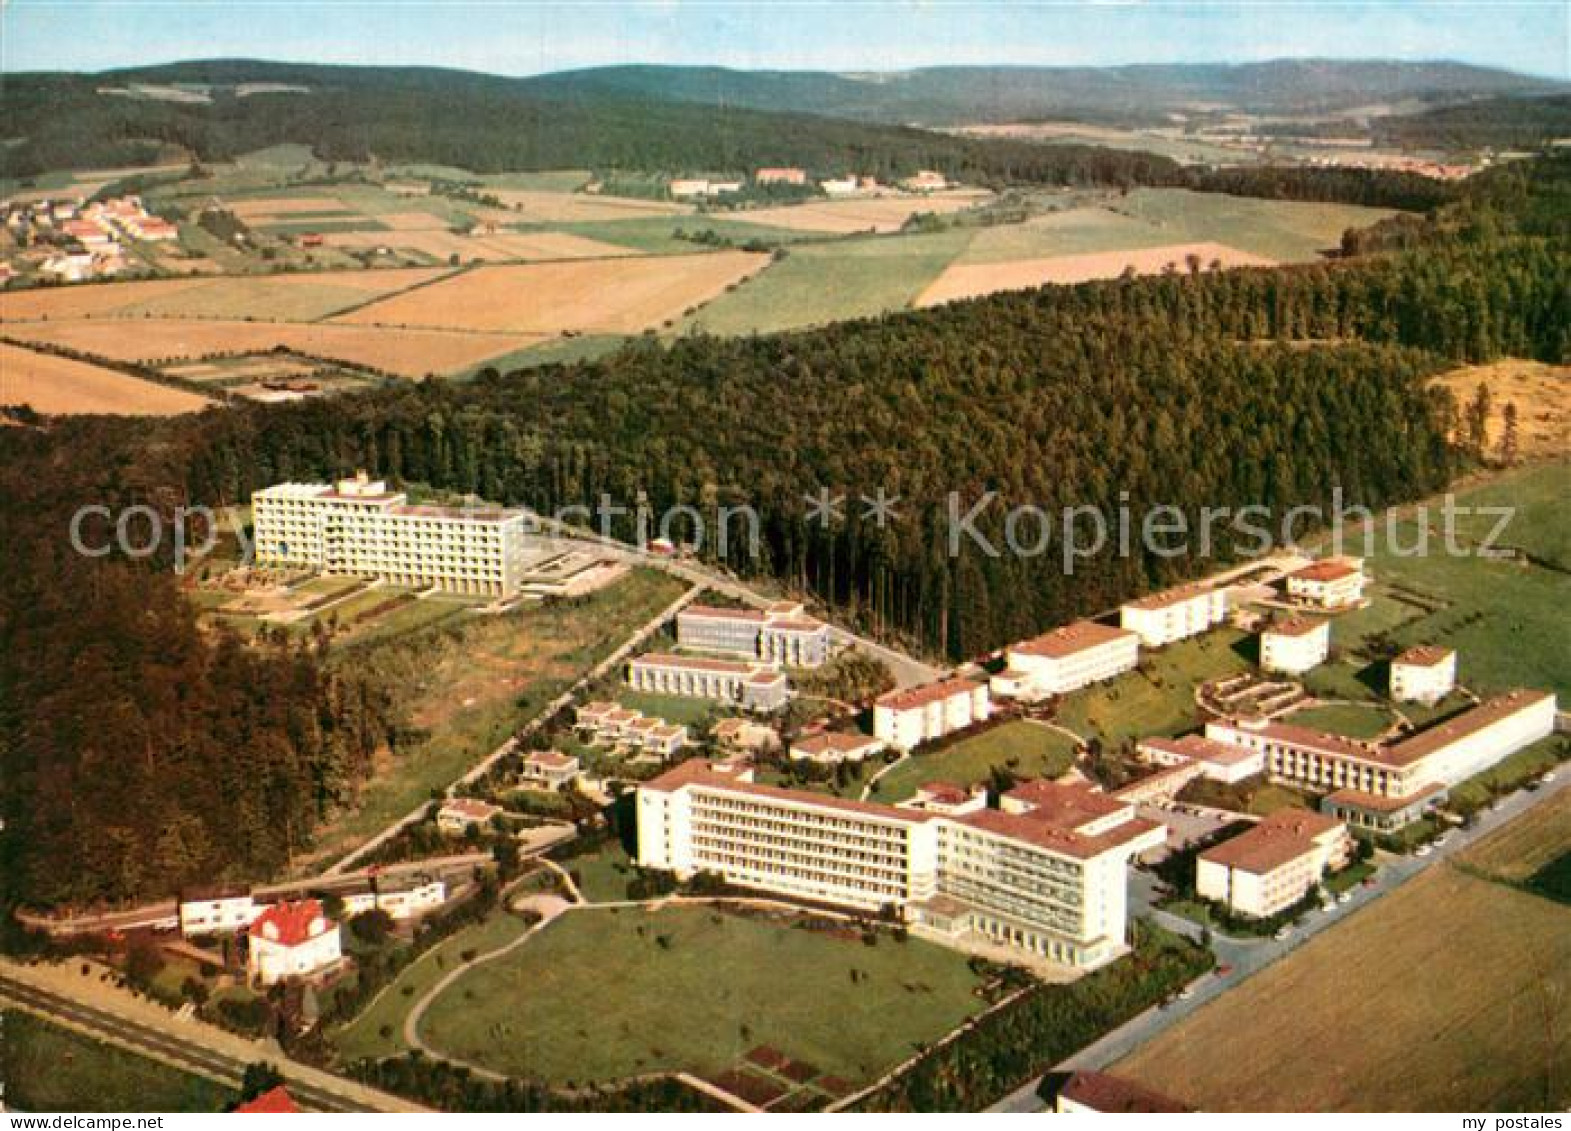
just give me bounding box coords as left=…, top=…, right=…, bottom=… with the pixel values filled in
left=418, top=905, right=987, bottom=1086
left=1111, top=187, right=1401, bottom=262
left=0, top=342, right=214, bottom=415
left=334, top=251, right=768, bottom=334
left=1114, top=801, right=1571, bottom=1111
left=725, top=190, right=991, bottom=235
left=873, top=718, right=1079, bottom=802
left=1459, top=786, right=1570, bottom=884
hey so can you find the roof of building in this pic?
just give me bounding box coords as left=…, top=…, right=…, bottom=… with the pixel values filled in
left=1002, top=780, right=1130, bottom=832
left=1325, top=782, right=1447, bottom=812
left=1012, top=620, right=1137, bottom=659
left=576, top=700, right=617, bottom=718
left=526, top=751, right=578, bottom=770
left=1290, top=559, right=1361, bottom=584
left=1382, top=689, right=1554, bottom=767
left=1140, top=734, right=1260, bottom=767
left=681, top=604, right=766, bottom=624
left=234, top=1085, right=300, bottom=1114
left=1393, top=645, right=1456, bottom=669
left=956, top=807, right=1163, bottom=861
left=248, top=899, right=330, bottom=947
left=642, top=760, right=933, bottom=825
left=793, top=732, right=881, bottom=755
left=768, top=618, right=828, bottom=633
left=1199, top=810, right=1340, bottom=875
left=1058, top=1071, right=1193, bottom=1113
left=1122, top=583, right=1220, bottom=613
left=916, top=781, right=972, bottom=804
left=875, top=677, right=981, bottom=712
left=1264, top=616, right=1328, bottom=639
left=1217, top=718, right=1377, bottom=763
left=440, top=797, right=501, bottom=820
left=632, top=652, right=758, bottom=675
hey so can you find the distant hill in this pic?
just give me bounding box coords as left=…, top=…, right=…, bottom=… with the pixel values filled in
left=1374, top=93, right=1571, bottom=149
left=517, top=59, right=1564, bottom=125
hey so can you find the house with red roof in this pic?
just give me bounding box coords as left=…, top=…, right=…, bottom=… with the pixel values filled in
left=234, top=1085, right=299, bottom=1113
left=246, top=899, right=342, bottom=986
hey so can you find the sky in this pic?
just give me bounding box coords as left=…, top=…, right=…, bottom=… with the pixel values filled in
left=3, top=1, right=1567, bottom=79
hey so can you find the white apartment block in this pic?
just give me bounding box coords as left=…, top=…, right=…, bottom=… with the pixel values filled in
left=1119, top=585, right=1228, bottom=648
left=991, top=622, right=1140, bottom=700
left=1389, top=646, right=1457, bottom=705
left=636, top=763, right=1163, bottom=968
left=179, top=887, right=258, bottom=936
left=874, top=678, right=990, bottom=751
left=676, top=602, right=832, bottom=668
left=1208, top=689, right=1556, bottom=830
left=1286, top=557, right=1366, bottom=609
left=1196, top=809, right=1351, bottom=918
left=626, top=652, right=790, bottom=712
left=1260, top=616, right=1330, bottom=674
left=789, top=732, right=886, bottom=765
left=247, top=900, right=342, bottom=986
left=341, top=877, right=447, bottom=921
left=251, top=472, right=530, bottom=597
left=1138, top=734, right=1264, bottom=784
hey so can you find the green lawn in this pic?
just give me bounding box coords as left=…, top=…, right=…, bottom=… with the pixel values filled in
left=331, top=912, right=533, bottom=1063
left=1057, top=628, right=1253, bottom=748
left=1448, top=734, right=1568, bottom=814
left=418, top=905, right=988, bottom=1086
left=681, top=228, right=974, bottom=335
left=1439, top=462, right=1571, bottom=571
left=1, top=1009, right=232, bottom=1112
left=872, top=719, right=1078, bottom=802
left=958, top=205, right=1173, bottom=263
left=1285, top=701, right=1398, bottom=740
left=616, top=689, right=727, bottom=729
left=564, top=841, right=638, bottom=903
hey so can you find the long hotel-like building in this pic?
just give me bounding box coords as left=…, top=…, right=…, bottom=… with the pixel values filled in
left=252, top=473, right=530, bottom=596
left=636, top=761, right=1163, bottom=968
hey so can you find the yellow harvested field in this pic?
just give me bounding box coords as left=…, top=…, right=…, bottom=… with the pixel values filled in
left=376, top=211, right=453, bottom=231
left=334, top=251, right=769, bottom=334
left=1, top=268, right=449, bottom=324
left=916, top=241, right=1275, bottom=305
left=486, top=190, right=692, bottom=222
left=1458, top=787, right=1570, bottom=882
left=1116, top=861, right=1571, bottom=1110
left=320, top=229, right=634, bottom=263
left=5, top=319, right=543, bottom=379
left=229, top=196, right=357, bottom=220
left=730, top=191, right=992, bottom=234
left=0, top=343, right=212, bottom=415
left=1434, top=359, right=1571, bottom=462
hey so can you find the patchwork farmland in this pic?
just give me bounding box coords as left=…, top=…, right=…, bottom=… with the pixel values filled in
left=0, top=342, right=213, bottom=415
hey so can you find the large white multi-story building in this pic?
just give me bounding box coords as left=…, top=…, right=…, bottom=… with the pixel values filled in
left=676, top=602, right=832, bottom=667
left=1196, top=809, right=1350, bottom=918
left=1259, top=616, right=1330, bottom=674
left=1389, top=646, right=1457, bottom=705
left=251, top=473, right=530, bottom=597
left=1286, top=558, right=1366, bottom=610
left=1207, top=689, right=1556, bottom=830
left=1119, top=585, right=1228, bottom=648
left=991, top=622, right=1140, bottom=701
left=636, top=763, right=1163, bottom=968
left=873, top=678, right=990, bottom=751
left=626, top=652, right=790, bottom=712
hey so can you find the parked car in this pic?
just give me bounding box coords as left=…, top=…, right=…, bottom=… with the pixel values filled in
left=1177, top=986, right=1194, bottom=1001
left=1415, top=844, right=1433, bottom=857
left=1337, top=891, right=1353, bottom=905
left=1273, top=926, right=1292, bottom=940
left=1542, top=770, right=1557, bottom=783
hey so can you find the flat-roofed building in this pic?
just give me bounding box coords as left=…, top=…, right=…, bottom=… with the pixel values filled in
left=627, top=652, right=790, bottom=712
left=873, top=678, right=990, bottom=751
left=755, top=167, right=807, bottom=185
left=636, top=761, right=1162, bottom=968
left=1260, top=616, right=1330, bottom=674
left=992, top=621, right=1140, bottom=700
left=1196, top=809, right=1350, bottom=918
left=1286, top=557, right=1366, bottom=609
left=521, top=750, right=581, bottom=791
left=676, top=602, right=831, bottom=667
left=1119, top=584, right=1228, bottom=648
left=1389, top=645, right=1457, bottom=705
left=1138, top=733, right=1264, bottom=784
left=341, top=876, right=446, bottom=921
left=436, top=797, right=502, bottom=834
left=252, top=472, right=530, bottom=597
left=179, top=886, right=258, bottom=936
left=789, top=731, right=885, bottom=765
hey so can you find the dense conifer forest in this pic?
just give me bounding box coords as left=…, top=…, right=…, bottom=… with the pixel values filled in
left=1, top=152, right=1565, bottom=910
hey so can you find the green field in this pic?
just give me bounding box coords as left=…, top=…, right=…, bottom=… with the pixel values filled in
left=958, top=205, right=1174, bottom=263
left=1057, top=628, right=1253, bottom=748
left=682, top=228, right=973, bottom=335
left=332, top=912, right=534, bottom=1063
left=1111, top=188, right=1401, bottom=262
left=476, top=334, right=631, bottom=375
left=417, top=905, right=987, bottom=1086
left=1, top=1009, right=232, bottom=1112
left=616, top=689, right=725, bottom=728
left=1285, top=700, right=1398, bottom=740
left=561, top=215, right=817, bottom=254
left=873, top=719, right=1078, bottom=802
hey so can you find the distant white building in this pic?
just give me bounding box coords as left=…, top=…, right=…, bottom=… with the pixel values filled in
left=1196, top=810, right=1350, bottom=919
left=991, top=621, right=1140, bottom=700
left=1119, top=585, right=1228, bottom=648
left=341, top=876, right=447, bottom=921
left=437, top=797, right=502, bottom=834
left=179, top=886, right=258, bottom=937
left=1389, top=646, right=1457, bottom=705
left=1259, top=617, right=1330, bottom=674
left=246, top=900, right=342, bottom=985
left=627, top=652, right=790, bottom=712
left=789, top=731, right=885, bottom=765
left=1286, top=558, right=1366, bottom=610
left=820, top=177, right=859, bottom=196
left=676, top=602, right=831, bottom=667
left=521, top=750, right=582, bottom=791
left=873, top=678, right=990, bottom=751
left=1137, top=734, right=1264, bottom=784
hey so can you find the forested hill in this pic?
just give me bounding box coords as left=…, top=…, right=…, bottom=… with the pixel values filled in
left=1374, top=93, right=1571, bottom=150
left=0, top=60, right=1180, bottom=186
left=2, top=152, right=1566, bottom=911
left=520, top=59, right=1563, bottom=125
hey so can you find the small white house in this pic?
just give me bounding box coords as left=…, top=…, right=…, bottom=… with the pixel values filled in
left=1286, top=558, right=1366, bottom=610
left=1259, top=617, right=1330, bottom=675
left=247, top=900, right=342, bottom=986
left=1389, top=646, right=1457, bottom=705
left=789, top=731, right=884, bottom=765
left=437, top=797, right=502, bottom=834
left=521, top=750, right=582, bottom=791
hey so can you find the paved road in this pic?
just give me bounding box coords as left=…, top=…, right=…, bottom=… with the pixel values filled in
left=988, top=770, right=1571, bottom=1111
left=0, top=973, right=372, bottom=1113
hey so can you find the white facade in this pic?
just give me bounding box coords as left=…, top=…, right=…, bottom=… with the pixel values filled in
left=521, top=750, right=582, bottom=790
left=789, top=732, right=885, bottom=764
left=1390, top=647, right=1457, bottom=705
left=626, top=652, right=790, bottom=712
left=437, top=797, right=502, bottom=834
left=1119, top=586, right=1228, bottom=648
left=636, top=762, right=1163, bottom=968
left=1286, top=558, right=1366, bottom=609
left=247, top=902, right=342, bottom=986
left=1138, top=734, right=1264, bottom=784
left=342, top=879, right=447, bottom=921
left=252, top=473, right=530, bottom=597
left=992, top=622, right=1140, bottom=700
left=179, top=891, right=258, bottom=936
left=1260, top=617, right=1330, bottom=674
left=873, top=678, right=990, bottom=751
left=1196, top=811, right=1350, bottom=919
left=676, top=602, right=831, bottom=668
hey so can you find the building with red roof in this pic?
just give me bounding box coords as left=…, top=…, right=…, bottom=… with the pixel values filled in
left=246, top=899, right=341, bottom=986
left=991, top=621, right=1140, bottom=701
left=234, top=1085, right=299, bottom=1113
left=873, top=678, right=990, bottom=750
